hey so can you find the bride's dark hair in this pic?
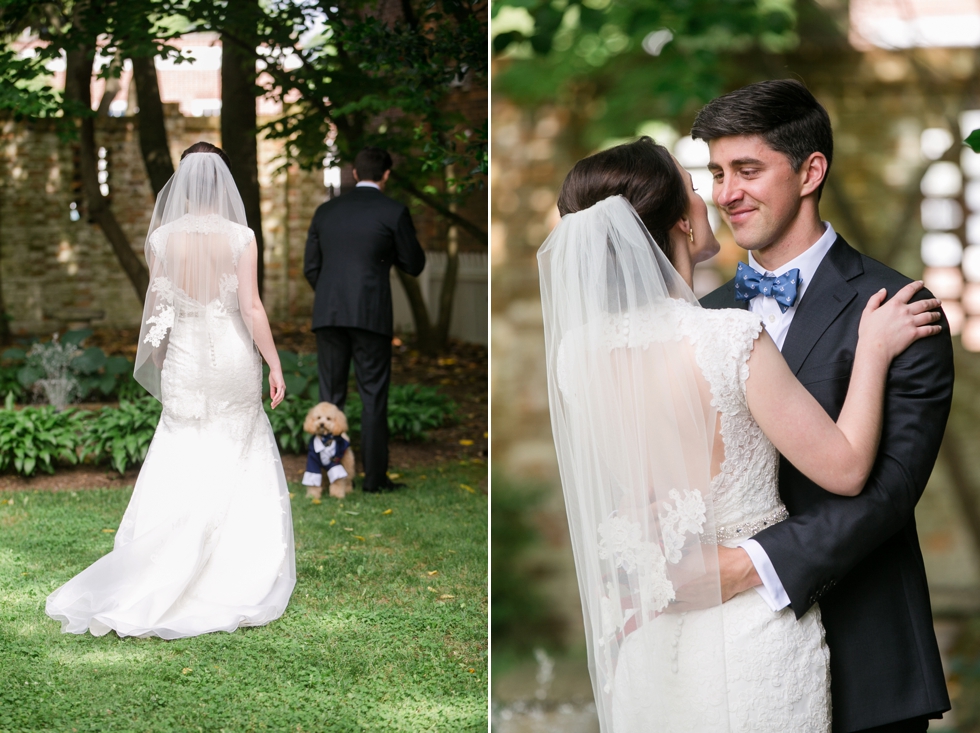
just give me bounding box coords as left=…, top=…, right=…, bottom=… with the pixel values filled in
left=557, top=136, right=687, bottom=260
left=181, top=141, right=232, bottom=171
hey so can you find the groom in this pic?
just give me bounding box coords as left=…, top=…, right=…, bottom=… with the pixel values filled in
left=695, top=80, right=954, bottom=733
left=304, top=147, right=426, bottom=492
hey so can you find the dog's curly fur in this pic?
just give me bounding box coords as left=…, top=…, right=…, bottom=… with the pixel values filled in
left=303, top=402, right=355, bottom=499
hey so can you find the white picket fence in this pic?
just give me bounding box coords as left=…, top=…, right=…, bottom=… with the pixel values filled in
left=390, top=251, right=488, bottom=345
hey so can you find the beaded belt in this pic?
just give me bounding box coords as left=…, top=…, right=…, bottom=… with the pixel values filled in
left=702, top=505, right=789, bottom=545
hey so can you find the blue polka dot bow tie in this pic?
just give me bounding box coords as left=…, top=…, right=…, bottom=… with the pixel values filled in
left=734, top=261, right=802, bottom=313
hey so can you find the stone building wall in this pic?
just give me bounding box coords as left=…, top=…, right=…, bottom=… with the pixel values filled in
left=1, top=100, right=487, bottom=339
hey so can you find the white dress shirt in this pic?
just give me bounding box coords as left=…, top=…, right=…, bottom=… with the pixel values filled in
left=356, top=181, right=381, bottom=190
left=737, top=222, right=837, bottom=611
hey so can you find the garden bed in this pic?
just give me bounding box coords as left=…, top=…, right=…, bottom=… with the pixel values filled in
left=0, top=326, right=487, bottom=490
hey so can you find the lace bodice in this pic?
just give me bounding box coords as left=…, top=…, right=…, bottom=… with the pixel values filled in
left=148, top=213, right=254, bottom=265
left=558, top=300, right=781, bottom=533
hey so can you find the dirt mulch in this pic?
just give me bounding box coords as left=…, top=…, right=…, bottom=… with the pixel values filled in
left=2, top=326, right=487, bottom=494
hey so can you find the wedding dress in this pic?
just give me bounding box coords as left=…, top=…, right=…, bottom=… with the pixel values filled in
left=46, top=153, right=295, bottom=639
left=598, top=302, right=831, bottom=732
left=539, top=196, right=830, bottom=732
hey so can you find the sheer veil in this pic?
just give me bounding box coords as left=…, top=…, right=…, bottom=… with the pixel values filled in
left=538, top=196, right=730, bottom=731
left=134, top=153, right=258, bottom=399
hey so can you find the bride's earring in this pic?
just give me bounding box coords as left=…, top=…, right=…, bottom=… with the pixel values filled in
left=688, top=227, right=695, bottom=246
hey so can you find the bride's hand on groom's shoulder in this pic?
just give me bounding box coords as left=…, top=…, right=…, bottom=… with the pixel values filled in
left=858, top=281, right=942, bottom=362
left=268, top=367, right=286, bottom=409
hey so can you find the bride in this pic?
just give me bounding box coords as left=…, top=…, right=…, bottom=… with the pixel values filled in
left=539, top=137, right=941, bottom=731
left=46, top=142, right=295, bottom=639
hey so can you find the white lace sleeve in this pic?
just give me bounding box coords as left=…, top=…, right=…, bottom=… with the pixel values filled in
left=148, top=224, right=171, bottom=259
left=688, top=309, right=764, bottom=415
left=231, top=225, right=255, bottom=266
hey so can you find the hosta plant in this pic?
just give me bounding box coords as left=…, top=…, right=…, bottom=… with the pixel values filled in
left=0, top=394, right=85, bottom=476
left=81, top=397, right=163, bottom=473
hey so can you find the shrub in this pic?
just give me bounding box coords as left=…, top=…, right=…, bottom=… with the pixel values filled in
left=384, top=384, right=457, bottom=440
left=0, top=395, right=85, bottom=476
left=263, top=350, right=320, bottom=401
left=264, top=393, right=313, bottom=455
left=0, top=356, right=26, bottom=402
left=7, top=330, right=144, bottom=403
left=263, top=383, right=457, bottom=454
left=80, top=397, right=162, bottom=474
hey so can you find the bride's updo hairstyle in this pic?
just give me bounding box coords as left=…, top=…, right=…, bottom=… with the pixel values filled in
left=180, top=141, right=232, bottom=170
left=557, top=136, right=687, bottom=261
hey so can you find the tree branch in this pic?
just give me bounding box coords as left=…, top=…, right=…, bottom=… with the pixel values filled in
left=389, top=170, right=487, bottom=246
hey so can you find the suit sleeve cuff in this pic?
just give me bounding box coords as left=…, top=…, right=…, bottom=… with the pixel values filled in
left=738, top=539, right=791, bottom=612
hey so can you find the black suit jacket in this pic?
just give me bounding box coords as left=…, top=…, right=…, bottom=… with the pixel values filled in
left=304, top=187, right=426, bottom=335
left=701, top=236, right=953, bottom=732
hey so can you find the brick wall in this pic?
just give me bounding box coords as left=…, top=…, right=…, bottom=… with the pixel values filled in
left=1, top=101, right=487, bottom=341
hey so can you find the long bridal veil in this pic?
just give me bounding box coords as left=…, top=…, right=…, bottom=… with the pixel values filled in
left=134, top=152, right=257, bottom=400
left=538, top=196, right=730, bottom=731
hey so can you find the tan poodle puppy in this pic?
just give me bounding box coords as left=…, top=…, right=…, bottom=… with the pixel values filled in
left=301, top=402, right=355, bottom=499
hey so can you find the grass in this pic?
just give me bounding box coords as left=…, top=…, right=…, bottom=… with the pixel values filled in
left=0, top=461, right=488, bottom=732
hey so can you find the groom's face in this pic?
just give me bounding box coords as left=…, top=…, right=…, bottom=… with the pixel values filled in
left=707, top=135, right=807, bottom=254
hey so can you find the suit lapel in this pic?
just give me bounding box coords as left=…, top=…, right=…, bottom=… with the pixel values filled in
left=715, top=277, right=749, bottom=310
left=780, top=236, right=862, bottom=374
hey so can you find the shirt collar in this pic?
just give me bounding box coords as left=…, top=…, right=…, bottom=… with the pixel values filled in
left=747, top=222, right=836, bottom=298
left=356, top=181, right=381, bottom=190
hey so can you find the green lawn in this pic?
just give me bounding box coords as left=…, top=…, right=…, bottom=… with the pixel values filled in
left=0, top=462, right=488, bottom=733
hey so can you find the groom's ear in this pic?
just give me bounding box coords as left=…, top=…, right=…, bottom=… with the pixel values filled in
left=799, top=152, right=829, bottom=198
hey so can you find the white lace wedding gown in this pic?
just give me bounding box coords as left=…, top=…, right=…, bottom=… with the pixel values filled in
left=594, top=302, right=831, bottom=732
left=46, top=215, right=296, bottom=639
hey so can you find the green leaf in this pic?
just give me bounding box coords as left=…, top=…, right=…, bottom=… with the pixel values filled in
left=283, top=373, right=310, bottom=395
left=71, top=347, right=108, bottom=375
left=104, top=356, right=132, bottom=376
left=62, top=328, right=93, bottom=347
left=966, top=129, right=980, bottom=153
left=17, top=365, right=43, bottom=388
left=278, top=350, right=300, bottom=372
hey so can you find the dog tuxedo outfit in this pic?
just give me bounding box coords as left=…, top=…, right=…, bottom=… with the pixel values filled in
left=302, top=434, right=351, bottom=487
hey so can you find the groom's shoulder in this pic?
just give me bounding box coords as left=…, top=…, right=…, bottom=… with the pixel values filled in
left=834, top=238, right=916, bottom=293
left=699, top=279, right=737, bottom=310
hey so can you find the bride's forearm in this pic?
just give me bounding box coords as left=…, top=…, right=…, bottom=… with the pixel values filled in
left=832, top=343, right=888, bottom=491
left=250, top=301, right=282, bottom=373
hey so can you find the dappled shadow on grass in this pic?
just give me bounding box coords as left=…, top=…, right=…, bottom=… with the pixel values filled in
left=0, top=461, right=487, bottom=732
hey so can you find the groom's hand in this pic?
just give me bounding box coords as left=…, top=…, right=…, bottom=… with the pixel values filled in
left=718, top=546, right=762, bottom=602
left=667, top=546, right=762, bottom=612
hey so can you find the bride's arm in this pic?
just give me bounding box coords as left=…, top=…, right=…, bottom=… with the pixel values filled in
left=242, top=239, right=286, bottom=409
left=745, top=281, right=940, bottom=496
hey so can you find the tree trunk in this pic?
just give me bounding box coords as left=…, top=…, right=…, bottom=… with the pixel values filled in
left=131, top=55, right=175, bottom=198
left=434, top=228, right=460, bottom=347
left=395, top=269, right=435, bottom=351
left=65, top=46, right=149, bottom=303
left=221, top=16, right=264, bottom=295
left=0, top=254, right=10, bottom=346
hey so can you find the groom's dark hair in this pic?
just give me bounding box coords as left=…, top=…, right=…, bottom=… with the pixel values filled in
left=690, top=79, right=833, bottom=198
left=354, top=147, right=393, bottom=182
left=557, top=136, right=687, bottom=260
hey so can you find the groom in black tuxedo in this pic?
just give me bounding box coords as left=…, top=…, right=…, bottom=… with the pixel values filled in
left=695, top=80, right=953, bottom=732
left=304, top=147, right=426, bottom=492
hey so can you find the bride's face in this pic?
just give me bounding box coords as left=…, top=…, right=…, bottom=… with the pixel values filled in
left=674, top=161, right=721, bottom=264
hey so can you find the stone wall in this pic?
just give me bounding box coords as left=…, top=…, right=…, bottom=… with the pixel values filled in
left=1, top=103, right=488, bottom=343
